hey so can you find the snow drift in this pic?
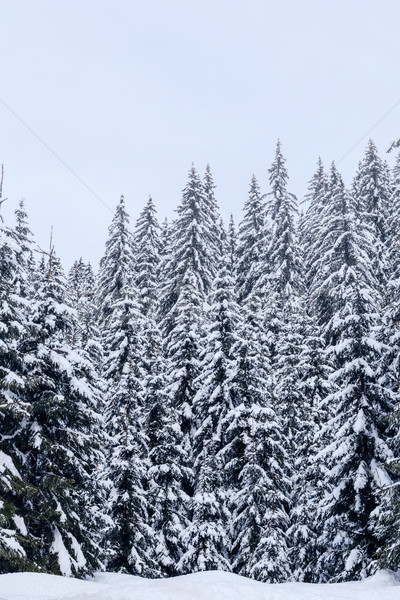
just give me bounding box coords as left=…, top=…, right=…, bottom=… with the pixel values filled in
left=0, top=570, right=399, bottom=600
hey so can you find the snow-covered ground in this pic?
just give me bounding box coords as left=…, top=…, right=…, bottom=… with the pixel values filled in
left=0, top=569, right=399, bottom=600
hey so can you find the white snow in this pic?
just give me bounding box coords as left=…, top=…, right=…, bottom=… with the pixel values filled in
left=49, top=527, right=74, bottom=578
left=67, top=533, right=86, bottom=569
left=12, top=515, right=27, bottom=537
left=0, top=530, right=26, bottom=557
left=0, top=451, right=21, bottom=479
left=0, top=570, right=399, bottom=600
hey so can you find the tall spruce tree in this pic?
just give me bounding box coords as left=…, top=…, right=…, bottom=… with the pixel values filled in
left=23, top=245, right=105, bottom=577
left=163, top=266, right=203, bottom=500
left=133, top=196, right=161, bottom=317
left=202, top=164, right=222, bottom=280
left=0, top=204, right=38, bottom=572
left=192, top=252, right=238, bottom=472
left=221, top=289, right=290, bottom=581
left=145, top=319, right=189, bottom=577
left=374, top=150, right=400, bottom=570
left=288, top=307, right=332, bottom=582
left=315, top=165, right=392, bottom=581
left=236, top=175, right=265, bottom=304
left=160, top=165, right=218, bottom=500
left=180, top=252, right=238, bottom=573
left=263, top=140, right=302, bottom=302
left=98, top=197, right=156, bottom=575
left=352, top=140, right=391, bottom=294
left=67, top=258, right=87, bottom=348
left=300, top=158, right=329, bottom=294
left=226, top=215, right=237, bottom=278
left=160, top=165, right=217, bottom=324
left=262, top=141, right=304, bottom=482
left=179, top=441, right=230, bottom=574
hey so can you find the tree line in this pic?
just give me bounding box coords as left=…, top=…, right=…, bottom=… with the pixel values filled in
left=1, top=140, right=400, bottom=582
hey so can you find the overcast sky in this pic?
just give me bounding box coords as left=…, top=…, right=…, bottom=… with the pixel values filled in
left=0, top=0, right=399, bottom=269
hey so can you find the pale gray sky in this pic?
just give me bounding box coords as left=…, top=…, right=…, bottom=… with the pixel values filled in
left=0, top=0, right=399, bottom=269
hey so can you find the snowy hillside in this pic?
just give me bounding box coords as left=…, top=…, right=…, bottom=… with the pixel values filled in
left=0, top=570, right=400, bottom=600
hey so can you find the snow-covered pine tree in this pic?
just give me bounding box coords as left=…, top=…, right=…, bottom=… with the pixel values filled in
left=0, top=452, right=37, bottom=573
left=202, top=164, right=222, bottom=278
left=230, top=400, right=290, bottom=582
left=299, top=157, right=329, bottom=294
left=23, top=245, right=105, bottom=577
left=236, top=175, right=265, bottom=304
left=68, top=258, right=86, bottom=303
left=160, top=165, right=218, bottom=499
left=262, top=141, right=302, bottom=338
left=226, top=215, right=237, bottom=278
left=14, top=199, right=36, bottom=297
left=103, top=297, right=156, bottom=576
left=217, top=217, right=227, bottom=263
left=97, top=196, right=136, bottom=328
left=192, top=251, right=238, bottom=475
left=133, top=196, right=161, bottom=317
left=160, top=165, right=217, bottom=324
left=79, top=263, right=103, bottom=371
left=163, top=266, right=203, bottom=501
left=352, top=140, right=391, bottom=294
left=262, top=141, right=304, bottom=481
left=179, top=440, right=230, bottom=574
left=256, top=141, right=316, bottom=582
left=263, top=140, right=303, bottom=303
left=159, top=217, right=170, bottom=258
left=67, top=260, right=103, bottom=402
left=98, top=196, right=156, bottom=576
left=374, top=150, right=400, bottom=570
left=0, top=202, right=38, bottom=572
left=288, top=306, right=332, bottom=582
left=180, top=250, right=238, bottom=574
left=315, top=164, right=392, bottom=581
left=222, top=289, right=290, bottom=581
left=68, top=258, right=87, bottom=348
left=145, top=318, right=189, bottom=577
left=385, top=152, right=400, bottom=301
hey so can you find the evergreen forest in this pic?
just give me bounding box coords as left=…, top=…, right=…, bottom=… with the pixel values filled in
left=2, top=139, right=400, bottom=583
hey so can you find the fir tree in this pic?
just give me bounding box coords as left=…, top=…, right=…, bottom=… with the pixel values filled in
left=222, top=290, right=290, bottom=581
left=300, top=157, right=329, bottom=294
left=262, top=140, right=304, bottom=484
left=236, top=175, right=265, bottom=304
left=226, top=214, right=237, bottom=278
left=67, top=258, right=87, bottom=348
left=163, top=266, right=203, bottom=498
left=160, top=165, right=217, bottom=324
left=160, top=165, right=217, bottom=498
left=375, top=150, right=400, bottom=570
left=159, top=217, right=170, bottom=258
left=202, top=164, right=222, bottom=279
left=230, top=401, right=290, bottom=582
left=98, top=197, right=156, bottom=575
left=145, top=320, right=189, bottom=577
left=192, top=253, right=238, bottom=469
left=315, top=166, right=392, bottom=581
left=133, top=196, right=162, bottom=317
left=288, top=308, right=332, bottom=582
left=179, top=441, right=230, bottom=574
left=97, top=196, right=136, bottom=328
left=180, top=252, right=238, bottom=573
left=263, top=140, right=302, bottom=302
left=352, top=140, right=391, bottom=294
left=0, top=205, right=38, bottom=572
left=24, top=247, right=105, bottom=577
left=80, top=263, right=103, bottom=371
